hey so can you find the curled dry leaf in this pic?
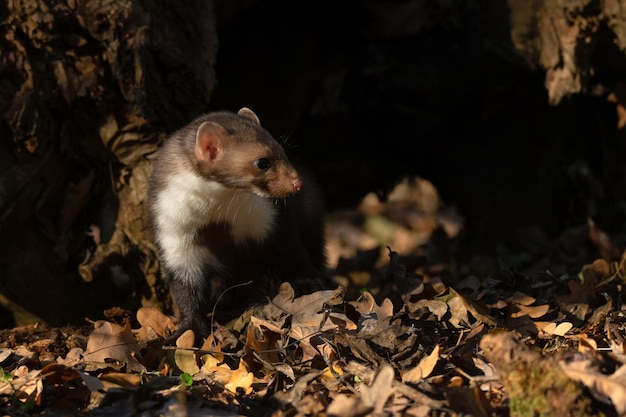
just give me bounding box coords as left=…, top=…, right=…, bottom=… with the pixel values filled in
left=348, top=291, right=394, bottom=321
left=359, top=364, right=396, bottom=414
left=440, top=289, right=496, bottom=328
left=57, top=347, right=84, bottom=367
left=542, top=322, right=573, bottom=336
left=224, top=360, right=254, bottom=394
left=84, top=320, right=146, bottom=373
left=406, top=299, right=448, bottom=320
left=135, top=306, right=177, bottom=341
left=261, top=283, right=347, bottom=362
left=560, top=359, right=626, bottom=415
left=173, top=330, right=200, bottom=375
left=245, top=316, right=285, bottom=366
left=0, top=349, right=12, bottom=363
left=510, top=303, right=550, bottom=319
left=327, top=364, right=396, bottom=417
left=402, top=345, right=440, bottom=383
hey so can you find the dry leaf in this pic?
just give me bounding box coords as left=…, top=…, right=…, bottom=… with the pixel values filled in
left=224, top=361, right=253, bottom=394
left=327, top=393, right=373, bottom=417
left=560, top=359, right=626, bottom=415
left=348, top=291, right=394, bottom=321
left=174, top=340, right=199, bottom=376
left=402, top=345, right=440, bottom=383
left=358, top=364, right=396, bottom=414
left=98, top=372, right=142, bottom=388
left=84, top=320, right=146, bottom=373
left=510, top=304, right=550, bottom=319
left=0, top=349, right=12, bottom=363
left=542, top=322, right=573, bottom=336
left=135, top=307, right=177, bottom=341
left=245, top=316, right=285, bottom=366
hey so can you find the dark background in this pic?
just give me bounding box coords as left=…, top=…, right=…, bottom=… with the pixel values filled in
left=210, top=0, right=626, bottom=249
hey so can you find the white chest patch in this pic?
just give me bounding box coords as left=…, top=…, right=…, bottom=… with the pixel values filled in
left=153, top=171, right=277, bottom=286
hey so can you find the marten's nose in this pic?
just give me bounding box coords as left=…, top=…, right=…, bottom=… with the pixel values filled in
left=292, top=178, right=303, bottom=192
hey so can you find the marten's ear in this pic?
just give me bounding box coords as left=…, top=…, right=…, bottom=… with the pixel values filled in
left=237, top=107, right=261, bottom=126
left=195, top=121, right=228, bottom=162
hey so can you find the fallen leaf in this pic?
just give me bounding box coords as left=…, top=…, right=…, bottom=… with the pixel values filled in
left=84, top=320, right=146, bottom=373
left=135, top=307, right=177, bottom=341
left=97, top=372, right=141, bottom=388
left=510, top=303, right=550, bottom=319
left=245, top=316, right=285, bottom=366
left=402, top=345, right=440, bottom=383
left=358, top=364, right=396, bottom=414
left=560, top=359, right=626, bottom=415
left=224, top=361, right=253, bottom=394
left=0, top=349, right=12, bottom=363
left=327, top=393, right=373, bottom=417
left=542, top=322, right=573, bottom=336
left=348, top=291, right=394, bottom=321
left=174, top=343, right=199, bottom=376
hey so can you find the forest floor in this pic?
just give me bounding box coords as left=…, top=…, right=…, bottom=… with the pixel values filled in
left=0, top=177, right=625, bottom=417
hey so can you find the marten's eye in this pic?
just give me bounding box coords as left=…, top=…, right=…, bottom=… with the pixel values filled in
left=255, top=158, right=272, bottom=171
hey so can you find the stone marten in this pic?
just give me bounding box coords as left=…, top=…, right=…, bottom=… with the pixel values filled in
left=147, top=107, right=327, bottom=343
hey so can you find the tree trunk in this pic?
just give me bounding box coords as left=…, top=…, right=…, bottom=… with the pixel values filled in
left=0, top=0, right=217, bottom=326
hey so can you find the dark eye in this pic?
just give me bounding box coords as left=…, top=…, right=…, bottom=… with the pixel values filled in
left=255, top=158, right=272, bottom=171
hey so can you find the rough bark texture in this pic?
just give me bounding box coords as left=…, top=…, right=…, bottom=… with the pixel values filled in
left=1, top=0, right=626, bottom=327
left=0, top=0, right=217, bottom=326
left=509, top=0, right=626, bottom=104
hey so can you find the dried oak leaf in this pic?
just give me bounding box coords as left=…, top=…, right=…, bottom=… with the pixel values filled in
left=135, top=306, right=177, bottom=341
left=2, top=368, right=43, bottom=405
left=437, top=288, right=496, bottom=328
left=327, top=365, right=395, bottom=417
left=558, top=258, right=613, bottom=321
left=560, top=359, right=626, bottom=416
left=224, top=360, right=254, bottom=394
left=245, top=316, right=286, bottom=367
left=262, top=283, right=347, bottom=362
left=402, top=345, right=440, bottom=383
left=348, top=291, right=394, bottom=322
left=173, top=330, right=199, bottom=375
left=84, top=320, right=146, bottom=373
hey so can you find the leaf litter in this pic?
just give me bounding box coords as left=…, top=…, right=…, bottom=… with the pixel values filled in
left=1, top=177, right=626, bottom=416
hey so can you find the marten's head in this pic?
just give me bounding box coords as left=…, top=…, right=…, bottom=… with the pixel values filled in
left=193, top=107, right=302, bottom=198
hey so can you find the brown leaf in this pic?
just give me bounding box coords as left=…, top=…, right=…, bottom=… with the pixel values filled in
left=135, top=306, right=177, bottom=341
left=84, top=320, right=146, bottom=373
left=560, top=359, right=626, bottom=415
left=510, top=303, right=550, bottom=319
left=542, top=322, right=573, bottom=336
left=263, top=284, right=347, bottom=362
left=359, top=364, right=396, bottom=414
left=402, top=345, right=440, bottom=383
left=98, top=372, right=141, bottom=388
left=245, top=316, right=285, bottom=367
left=224, top=361, right=253, bottom=394
left=348, top=291, right=394, bottom=321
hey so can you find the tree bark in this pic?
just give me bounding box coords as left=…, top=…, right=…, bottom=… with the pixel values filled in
left=0, top=0, right=218, bottom=326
